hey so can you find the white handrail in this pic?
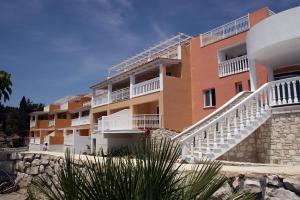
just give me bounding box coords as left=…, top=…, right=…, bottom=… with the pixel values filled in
left=182, top=76, right=300, bottom=142
left=92, top=93, right=108, bottom=107
left=71, top=116, right=90, bottom=126
left=172, top=91, right=247, bottom=140
left=201, top=15, right=249, bottom=46
left=219, top=55, right=249, bottom=77
left=133, top=77, right=160, bottom=97
left=111, top=87, right=130, bottom=102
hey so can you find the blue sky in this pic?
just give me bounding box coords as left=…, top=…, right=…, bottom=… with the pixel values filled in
left=1, top=0, right=300, bottom=106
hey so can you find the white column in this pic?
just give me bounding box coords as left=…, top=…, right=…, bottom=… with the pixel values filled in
left=129, top=74, right=135, bottom=98
left=108, top=84, right=112, bottom=103
left=267, top=67, right=274, bottom=82
left=63, top=128, right=67, bottom=137
left=177, top=44, right=181, bottom=59
left=159, top=64, right=163, bottom=91
left=79, top=111, right=82, bottom=119
left=249, top=59, right=257, bottom=91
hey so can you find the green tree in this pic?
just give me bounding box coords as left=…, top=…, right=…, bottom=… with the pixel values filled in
left=0, top=70, right=12, bottom=104
left=28, top=139, right=254, bottom=200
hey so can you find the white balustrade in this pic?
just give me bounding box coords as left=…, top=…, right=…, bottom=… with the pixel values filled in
left=132, top=114, right=160, bottom=129
left=111, top=87, right=130, bottom=103
left=49, top=120, right=55, bottom=127
left=71, top=116, right=90, bottom=126
left=92, top=93, right=108, bottom=108
left=83, top=101, right=91, bottom=107
left=30, top=120, right=36, bottom=128
left=60, top=102, right=68, bottom=110
left=218, top=55, right=249, bottom=77
left=30, top=138, right=35, bottom=144
left=64, top=134, right=74, bottom=146
left=34, top=137, right=40, bottom=145
left=201, top=15, right=249, bottom=47
left=132, top=77, right=160, bottom=97
left=181, top=76, right=300, bottom=161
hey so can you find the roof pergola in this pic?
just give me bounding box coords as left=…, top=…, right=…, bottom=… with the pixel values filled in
left=107, top=33, right=192, bottom=78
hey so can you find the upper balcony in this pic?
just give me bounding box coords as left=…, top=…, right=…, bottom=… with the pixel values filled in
left=200, top=8, right=275, bottom=47
left=92, top=64, right=164, bottom=108
left=30, top=120, right=36, bottom=128
left=218, top=43, right=249, bottom=77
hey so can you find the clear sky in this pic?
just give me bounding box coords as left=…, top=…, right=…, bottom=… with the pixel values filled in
left=1, top=0, right=300, bottom=106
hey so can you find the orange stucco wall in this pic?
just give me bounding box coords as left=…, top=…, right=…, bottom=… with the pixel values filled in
left=189, top=8, right=269, bottom=123
left=163, top=44, right=192, bottom=131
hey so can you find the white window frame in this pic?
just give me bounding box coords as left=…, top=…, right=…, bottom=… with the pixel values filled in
left=203, top=88, right=216, bottom=108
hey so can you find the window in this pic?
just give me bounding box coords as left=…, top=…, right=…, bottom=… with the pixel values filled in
left=203, top=88, right=216, bottom=107
left=82, top=110, right=90, bottom=117
left=235, top=82, right=243, bottom=94
left=57, top=112, right=67, bottom=119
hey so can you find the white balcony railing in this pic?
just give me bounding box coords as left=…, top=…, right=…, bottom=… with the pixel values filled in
left=92, top=93, right=108, bottom=108
left=201, top=15, right=249, bottom=47
left=64, top=134, right=74, bottom=146
left=30, top=120, right=36, bottom=128
left=83, top=101, right=91, bottom=107
left=132, top=114, right=160, bottom=129
left=132, top=77, right=160, bottom=97
left=34, top=137, right=40, bottom=145
left=71, top=116, right=90, bottom=126
left=94, top=119, right=102, bottom=133
left=60, top=102, right=68, bottom=110
left=111, top=87, right=130, bottom=103
left=218, top=55, right=249, bottom=77
left=102, top=114, right=160, bottom=132
left=30, top=138, right=35, bottom=144
left=49, top=120, right=55, bottom=127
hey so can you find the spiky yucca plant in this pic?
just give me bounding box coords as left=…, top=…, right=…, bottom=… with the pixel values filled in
left=28, top=138, right=255, bottom=200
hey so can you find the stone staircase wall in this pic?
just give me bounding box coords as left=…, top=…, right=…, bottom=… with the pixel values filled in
left=219, top=107, right=300, bottom=165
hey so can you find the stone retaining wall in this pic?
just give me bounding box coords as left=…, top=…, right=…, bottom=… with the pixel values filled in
left=11, top=152, right=300, bottom=200
left=219, top=109, right=300, bottom=165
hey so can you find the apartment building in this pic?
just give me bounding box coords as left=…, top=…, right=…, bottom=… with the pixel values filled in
left=177, top=6, right=300, bottom=165
left=90, top=33, right=193, bottom=153
left=29, top=94, right=91, bottom=153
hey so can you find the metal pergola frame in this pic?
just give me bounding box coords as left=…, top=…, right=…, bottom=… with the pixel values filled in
left=107, top=33, right=192, bottom=78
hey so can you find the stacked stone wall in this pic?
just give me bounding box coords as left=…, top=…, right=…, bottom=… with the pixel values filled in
left=219, top=110, right=300, bottom=165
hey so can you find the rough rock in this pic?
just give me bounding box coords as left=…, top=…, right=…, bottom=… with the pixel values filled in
left=267, top=175, right=283, bottom=187
left=45, top=166, right=54, bottom=176
left=283, top=178, right=300, bottom=195
left=242, top=178, right=262, bottom=194
left=54, top=162, right=60, bottom=173
left=40, top=159, right=49, bottom=165
left=265, top=187, right=300, bottom=200
left=24, top=162, right=31, bottom=168
left=212, top=182, right=232, bottom=199
left=27, top=166, right=39, bottom=175
left=49, top=160, right=55, bottom=168
left=31, top=159, right=41, bottom=167
left=39, top=165, right=45, bottom=173
left=23, top=154, right=34, bottom=162
left=34, top=154, right=41, bottom=159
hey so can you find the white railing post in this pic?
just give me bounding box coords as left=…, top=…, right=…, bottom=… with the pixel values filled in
left=108, top=84, right=112, bottom=103
left=287, top=81, right=292, bottom=104
left=292, top=81, right=299, bottom=103
left=281, top=82, right=287, bottom=104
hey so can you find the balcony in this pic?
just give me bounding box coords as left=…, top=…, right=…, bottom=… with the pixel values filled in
left=30, top=120, right=36, bottom=128
left=201, top=15, right=249, bottom=47
left=102, top=114, right=160, bottom=132
left=49, top=120, right=55, bottom=127
left=92, top=77, right=161, bottom=108
left=132, top=77, right=160, bottom=97
left=60, top=102, right=68, bottom=110
left=71, top=116, right=90, bottom=126
left=92, top=93, right=108, bottom=107
left=218, top=55, right=249, bottom=77
left=64, top=134, right=73, bottom=146
left=30, top=137, right=40, bottom=144
left=111, top=87, right=130, bottom=103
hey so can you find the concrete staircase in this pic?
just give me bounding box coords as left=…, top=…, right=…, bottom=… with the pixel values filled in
left=175, top=76, right=300, bottom=162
